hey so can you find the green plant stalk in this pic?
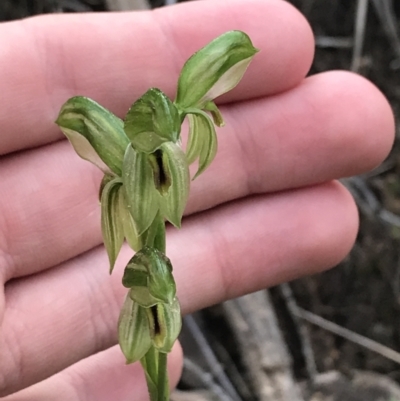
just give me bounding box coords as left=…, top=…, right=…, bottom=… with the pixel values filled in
left=141, top=215, right=168, bottom=401
left=157, top=352, right=168, bottom=401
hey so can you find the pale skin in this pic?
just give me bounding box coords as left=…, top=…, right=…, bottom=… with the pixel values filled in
left=0, top=0, right=395, bottom=399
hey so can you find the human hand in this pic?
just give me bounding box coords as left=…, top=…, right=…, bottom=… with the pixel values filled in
left=0, top=0, right=394, bottom=399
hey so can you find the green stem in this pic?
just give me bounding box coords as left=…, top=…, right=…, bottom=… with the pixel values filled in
left=140, top=214, right=169, bottom=401
left=157, top=352, right=168, bottom=401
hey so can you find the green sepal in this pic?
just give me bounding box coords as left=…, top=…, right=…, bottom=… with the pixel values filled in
left=99, top=173, right=115, bottom=201
left=118, top=294, right=152, bottom=364
left=118, top=189, right=140, bottom=251
left=100, top=177, right=124, bottom=273
left=157, top=142, right=190, bottom=228
left=122, top=145, right=159, bottom=235
left=124, top=247, right=176, bottom=305
left=129, top=286, right=159, bottom=308
left=185, top=109, right=218, bottom=179
left=186, top=114, right=204, bottom=165
left=124, top=88, right=181, bottom=153
left=175, top=31, right=258, bottom=109
left=204, top=101, right=225, bottom=127
left=122, top=270, right=148, bottom=287
left=56, top=96, right=129, bottom=175
left=146, top=298, right=182, bottom=353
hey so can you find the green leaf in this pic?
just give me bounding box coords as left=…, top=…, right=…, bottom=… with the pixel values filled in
left=118, top=294, right=152, bottom=364
left=175, top=31, right=258, bottom=109
left=124, top=88, right=181, bottom=153
left=141, top=347, right=159, bottom=401
left=56, top=96, right=129, bottom=175
left=146, top=298, right=182, bottom=353
left=186, top=109, right=218, bottom=179
left=100, top=177, right=124, bottom=273
left=122, top=145, right=159, bottom=235
left=157, top=142, right=190, bottom=228
left=143, top=370, right=158, bottom=401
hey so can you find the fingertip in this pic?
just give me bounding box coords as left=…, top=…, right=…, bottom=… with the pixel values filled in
left=263, top=0, right=315, bottom=93
left=348, top=72, right=395, bottom=170
left=306, top=181, right=359, bottom=274
left=230, top=0, right=316, bottom=97
left=311, top=71, right=395, bottom=175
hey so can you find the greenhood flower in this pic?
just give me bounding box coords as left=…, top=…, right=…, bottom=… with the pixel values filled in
left=122, top=142, right=189, bottom=235
left=118, top=294, right=181, bottom=364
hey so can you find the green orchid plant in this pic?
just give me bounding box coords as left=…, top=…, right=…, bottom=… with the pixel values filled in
left=56, top=30, right=258, bottom=401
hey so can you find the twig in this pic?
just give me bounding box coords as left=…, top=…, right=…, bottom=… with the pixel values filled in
left=183, top=358, right=236, bottom=401
left=351, top=0, right=369, bottom=71
left=59, top=0, right=92, bottom=11
left=370, top=0, right=400, bottom=69
left=379, top=209, right=400, bottom=227
left=105, top=0, right=150, bottom=11
left=184, top=315, right=242, bottom=401
left=223, top=292, right=305, bottom=401
left=210, top=339, right=253, bottom=400
left=183, top=358, right=234, bottom=401
left=300, top=0, right=317, bottom=16
left=295, top=307, right=400, bottom=366
left=343, top=177, right=400, bottom=228
left=315, top=36, right=353, bottom=49
left=279, top=283, right=318, bottom=381
left=344, top=177, right=380, bottom=214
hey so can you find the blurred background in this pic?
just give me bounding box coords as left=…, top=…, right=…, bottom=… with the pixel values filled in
left=1, top=1, right=400, bottom=400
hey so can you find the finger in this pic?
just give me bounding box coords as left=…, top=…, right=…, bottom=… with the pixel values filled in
left=0, top=181, right=357, bottom=395
left=188, top=71, right=394, bottom=211
left=2, top=344, right=182, bottom=401
left=0, top=0, right=313, bottom=155
left=0, top=71, right=393, bottom=283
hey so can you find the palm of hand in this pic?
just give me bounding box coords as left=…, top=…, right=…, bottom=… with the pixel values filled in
left=0, top=1, right=394, bottom=399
